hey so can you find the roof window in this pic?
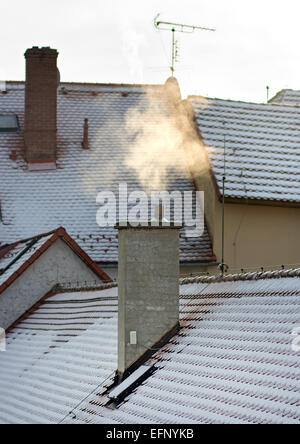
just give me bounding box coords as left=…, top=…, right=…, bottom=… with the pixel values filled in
left=0, top=115, right=19, bottom=133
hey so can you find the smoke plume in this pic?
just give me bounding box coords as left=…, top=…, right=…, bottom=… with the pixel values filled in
left=124, top=82, right=208, bottom=192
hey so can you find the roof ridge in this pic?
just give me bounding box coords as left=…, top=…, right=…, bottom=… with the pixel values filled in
left=189, top=94, right=300, bottom=109
left=180, top=268, right=300, bottom=285
left=1, top=228, right=60, bottom=248
left=0, top=227, right=112, bottom=295
left=53, top=282, right=118, bottom=293
left=189, top=95, right=270, bottom=106
left=4, top=80, right=165, bottom=89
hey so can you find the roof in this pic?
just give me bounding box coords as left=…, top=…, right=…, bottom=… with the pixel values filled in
left=0, top=227, right=112, bottom=293
left=190, top=96, right=300, bottom=204
left=268, top=89, right=300, bottom=106
left=0, top=285, right=118, bottom=424
left=0, top=81, right=215, bottom=264
left=0, top=269, right=299, bottom=424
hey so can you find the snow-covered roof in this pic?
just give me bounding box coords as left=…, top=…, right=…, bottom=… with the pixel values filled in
left=0, top=227, right=111, bottom=293
left=0, top=234, right=53, bottom=288
left=0, top=285, right=118, bottom=424
left=190, top=96, right=300, bottom=203
left=0, top=82, right=215, bottom=264
left=269, top=89, right=300, bottom=106
left=1, top=270, right=299, bottom=424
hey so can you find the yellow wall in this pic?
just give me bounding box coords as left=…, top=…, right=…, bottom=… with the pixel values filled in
left=179, top=264, right=218, bottom=278
left=213, top=200, right=300, bottom=273
left=194, top=168, right=300, bottom=274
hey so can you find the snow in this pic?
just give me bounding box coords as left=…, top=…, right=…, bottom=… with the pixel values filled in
left=0, top=82, right=214, bottom=263
left=191, top=96, right=300, bottom=202
left=1, top=266, right=299, bottom=424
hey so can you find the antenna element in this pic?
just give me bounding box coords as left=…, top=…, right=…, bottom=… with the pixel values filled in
left=154, top=14, right=215, bottom=75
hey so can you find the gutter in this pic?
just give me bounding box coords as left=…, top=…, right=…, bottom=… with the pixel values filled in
left=181, top=261, right=219, bottom=267
left=99, top=261, right=219, bottom=268
left=222, top=196, right=300, bottom=209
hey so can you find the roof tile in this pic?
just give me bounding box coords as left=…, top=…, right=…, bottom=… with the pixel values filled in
left=190, top=96, right=300, bottom=203
left=1, top=272, right=299, bottom=424
left=0, top=82, right=215, bottom=263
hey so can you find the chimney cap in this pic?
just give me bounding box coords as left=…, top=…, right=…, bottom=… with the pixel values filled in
left=116, top=204, right=183, bottom=229
left=24, top=47, right=58, bottom=58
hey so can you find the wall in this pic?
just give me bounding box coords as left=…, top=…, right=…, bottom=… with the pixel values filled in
left=213, top=200, right=300, bottom=273
left=102, top=265, right=213, bottom=281
left=101, top=266, right=118, bottom=281
left=0, top=238, right=103, bottom=330
left=180, top=263, right=218, bottom=277
left=194, top=167, right=218, bottom=245
left=194, top=160, right=300, bottom=273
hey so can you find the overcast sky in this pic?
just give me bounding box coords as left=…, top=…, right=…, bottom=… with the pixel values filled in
left=1, top=0, right=299, bottom=102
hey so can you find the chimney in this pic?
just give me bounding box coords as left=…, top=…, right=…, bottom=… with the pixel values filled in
left=82, top=118, right=89, bottom=149
left=116, top=209, right=181, bottom=380
left=24, top=47, right=58, bottom=170
left=0, top=81, right=7, bottom=94
left=164, top=76, right=181, bottom=106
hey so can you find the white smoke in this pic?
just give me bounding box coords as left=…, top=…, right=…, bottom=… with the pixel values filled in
left=117, top=12, right=145, bottom=83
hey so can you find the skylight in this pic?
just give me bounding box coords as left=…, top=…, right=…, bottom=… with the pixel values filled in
left=0, top=115, right=19, bottom=133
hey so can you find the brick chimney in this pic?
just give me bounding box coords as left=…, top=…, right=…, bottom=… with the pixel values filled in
left=82, top=118, right=89, bottom=149
left=24, top=47, right=58, bottom=170
left=116, top=212, right=181, bottom=380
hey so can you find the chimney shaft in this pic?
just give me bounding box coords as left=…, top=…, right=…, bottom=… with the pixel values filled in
left=117, top=223, right=181, bottom=379
left=24, top=47, right=58, bottom=168
left=82, top=118, right=89, bottom=149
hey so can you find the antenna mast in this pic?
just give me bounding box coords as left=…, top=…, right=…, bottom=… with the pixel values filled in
left=154, top=14, right=215, bottom=75
left=221, top=121, right=227, bottom=276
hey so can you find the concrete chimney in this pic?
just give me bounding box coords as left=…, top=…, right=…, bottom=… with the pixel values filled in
left=24, top=47, right=58, bottom=170
left=117, top=214, right=181, bottom=379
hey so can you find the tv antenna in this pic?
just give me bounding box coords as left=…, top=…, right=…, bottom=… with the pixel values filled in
left=154, top=14, right=215, bottom=75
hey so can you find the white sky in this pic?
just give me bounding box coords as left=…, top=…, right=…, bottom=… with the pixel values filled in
left=1, top=0, right=300, bottom=102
